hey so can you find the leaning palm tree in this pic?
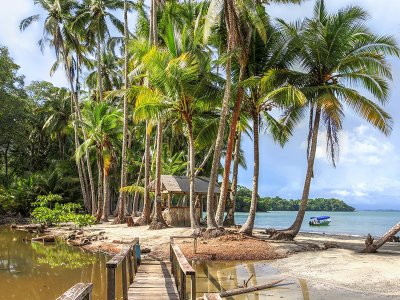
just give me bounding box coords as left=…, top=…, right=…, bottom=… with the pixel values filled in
left=270, top=0, right=398, bottom=240
left=20, top=0, right=97, bottom=214
left=204, top=0, right=303, bottom=232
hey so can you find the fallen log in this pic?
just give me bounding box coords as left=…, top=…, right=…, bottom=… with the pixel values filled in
left=219, top=277, right=288, bottom=298
left=32, top=235, right=55, bottom=243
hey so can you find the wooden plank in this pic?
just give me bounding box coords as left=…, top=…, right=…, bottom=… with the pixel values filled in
left=57, top=283, right=93, bottom=300
left=128, top=261, right=179, bottom=300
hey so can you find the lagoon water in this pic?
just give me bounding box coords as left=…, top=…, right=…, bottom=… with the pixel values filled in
left=236, top=210, right=400, bottom=237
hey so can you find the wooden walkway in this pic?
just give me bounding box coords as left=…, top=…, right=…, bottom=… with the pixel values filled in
left=128, top=260, right=180, bottom=300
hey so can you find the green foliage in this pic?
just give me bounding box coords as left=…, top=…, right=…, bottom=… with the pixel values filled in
left=31, top=194, right=95, bottom=228
left=235, top=186, right=355, bottom=212
left=73, top=214, right=96, bottom=228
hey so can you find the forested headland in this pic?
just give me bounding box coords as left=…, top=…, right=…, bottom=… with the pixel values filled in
left=234, top=186, right=355, bottom=212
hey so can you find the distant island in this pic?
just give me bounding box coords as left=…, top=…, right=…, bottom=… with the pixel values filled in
left=235, top=186, right=355, bottom=212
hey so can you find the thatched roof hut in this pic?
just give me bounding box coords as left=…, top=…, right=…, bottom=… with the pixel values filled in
left=149, top=175, right=221, bottom=195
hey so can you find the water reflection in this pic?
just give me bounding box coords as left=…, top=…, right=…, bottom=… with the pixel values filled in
left=193, top=261, right=308, bottom=300
left=0, top=226, right=124, bottom=300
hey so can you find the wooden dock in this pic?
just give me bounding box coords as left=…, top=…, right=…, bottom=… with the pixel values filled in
left=128, top=260, right=179, bottom=299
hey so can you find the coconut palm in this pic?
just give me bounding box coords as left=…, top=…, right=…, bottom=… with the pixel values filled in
left=237, top=23, right=306, bottom=235
left=20, top=0, right=97, bottom=214
left=270, top=0, right=398, bottom=240
left=76, top=101, right=122, bottom=221
left=73, top=0, right=125, bottom=103
left=42, top=87, right=72, bottom=160
left=204, top=0, right=303, bottom=231
left=134, top=47, right=220, bottom=233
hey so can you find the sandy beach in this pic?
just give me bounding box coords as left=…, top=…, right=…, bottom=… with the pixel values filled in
left=41, top=222, right=400, bottom=299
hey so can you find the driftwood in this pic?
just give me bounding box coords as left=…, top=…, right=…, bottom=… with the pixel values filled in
left=203, top=277, right=288, bottom=299
left=32, top=235, right=55, bottom=243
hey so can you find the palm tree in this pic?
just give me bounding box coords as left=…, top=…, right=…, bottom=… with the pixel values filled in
left=20, top=0, right=97, bottom=214
left=270, top=0, right=398, bottom=240
left=77, top=101, right=122, bottom=221
left=134, top=47, right=220, bottom=233
left=237, top=23, right=305, bottom=235
left=42, top=87, right=72, bottom=160
left=73, top=0, right=125, bottom=103
left=204, top=0, right=302, bottom=232
left=115, top=0, right=130, bottom=224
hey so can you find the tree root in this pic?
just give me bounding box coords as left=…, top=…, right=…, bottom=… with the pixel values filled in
left=269, top=230, right=296, bottom=241
left=135, top=215, right=151, bottom=226
left=112, top=216, right=127, bottom=225
left=148, top=220, right=168, bottom=230
left=223, top=215, right=235, bottom=227
left=202, top=227, right=225, bottom=239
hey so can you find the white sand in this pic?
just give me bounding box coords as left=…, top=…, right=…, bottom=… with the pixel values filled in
left=268, top=233, right=400, bottom=298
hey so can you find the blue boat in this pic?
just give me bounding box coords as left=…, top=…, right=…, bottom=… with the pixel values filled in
left=309, top=216, right=331, bottom=226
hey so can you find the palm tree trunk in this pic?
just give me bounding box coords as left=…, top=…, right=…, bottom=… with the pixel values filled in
left=133, top=154, right=145, bottom=217
left=73, top=118, right=90, bottom=212
left=272, top=107, right=322, bottom=240
left=96, top=153, right=104, bottom=222
left=216, top=64, right=246, bottom=226
left=362, top=222, right=400, bottom=253
left=206, top=53, right=232, bottom=234
left=187, top=119, right=201, bottom=234
left=137, top=122, right=151, bottom=225
left=115, top=0, right=129, bottom=224
left=97, top=35, right=103, bottom=103
left=102, top=170, right=110, bottom=221
left=224, top=131, right=241, bottom=226
left=239, top=111, right=259, bottom=235
left=67, top=74, right=96, bottom=215
left=149, top=122, right=167, bottom=229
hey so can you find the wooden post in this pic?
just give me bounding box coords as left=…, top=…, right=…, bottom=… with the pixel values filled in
left=191, top=273, right=196, bottom=300
left=122, top=257, right=128, bottom=300
left=168, top=192, right=172, bottom=208
left=180, top=269, right=186, bottom=300
left=133, top=245, right=138, bottom=273
left=107, top=266, right=116, bottom=300
left=127, top=248, right=134, bottom=284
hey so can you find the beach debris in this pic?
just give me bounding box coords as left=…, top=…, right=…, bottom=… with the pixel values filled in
left=323, top=242, right=340, bottom=249
left=203, top=277, right=289, bottom=299
left=32, top=235, right=55, bottom=243
left=68, top=238, right=90, bottom=246
left=365, top=234, right=374, bottom=246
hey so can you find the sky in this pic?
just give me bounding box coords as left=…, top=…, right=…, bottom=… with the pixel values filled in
left=0, top=0, right=399, bottom=210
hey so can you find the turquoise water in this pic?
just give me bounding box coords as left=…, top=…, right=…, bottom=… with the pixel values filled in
left=234, top=211, right=400, bottom=237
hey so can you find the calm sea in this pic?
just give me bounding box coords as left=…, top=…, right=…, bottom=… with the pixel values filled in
left=234, top=210, right=400, bottom=237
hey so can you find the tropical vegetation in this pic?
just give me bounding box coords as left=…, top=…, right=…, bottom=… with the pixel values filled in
left=0, top=0, right=399, bottom=245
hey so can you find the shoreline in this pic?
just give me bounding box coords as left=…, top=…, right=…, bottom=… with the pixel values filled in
left=6, top=221, right=400, bottom=299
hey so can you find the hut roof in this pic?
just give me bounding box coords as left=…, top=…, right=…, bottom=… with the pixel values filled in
left=149, top=175, right=220, bottom=194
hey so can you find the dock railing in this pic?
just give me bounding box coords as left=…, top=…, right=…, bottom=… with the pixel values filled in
left=170, top=236, right=197, bottom=300
left=106, top=238, right=139, bottom=300
left=56, top=283, right=93, bottom=300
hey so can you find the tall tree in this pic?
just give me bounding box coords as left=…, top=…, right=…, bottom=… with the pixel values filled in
left=20, top=0, right=97, bottom=214
left=270, top=0, right=398, bottom=240
left=115, top=0, right=130, bottom=224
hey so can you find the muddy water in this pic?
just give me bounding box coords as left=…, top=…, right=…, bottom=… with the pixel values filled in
left=0, top=226, right=124, bottom=300
left=193, top=260, right=309, bottom=300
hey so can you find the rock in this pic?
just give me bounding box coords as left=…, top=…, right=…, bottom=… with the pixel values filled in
left=68, top=238, right=90, bottom=246
left=141, top=247, right=151, bottom=254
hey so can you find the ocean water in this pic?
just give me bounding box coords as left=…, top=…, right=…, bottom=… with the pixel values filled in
left=234, top=210, right=400, bottom=237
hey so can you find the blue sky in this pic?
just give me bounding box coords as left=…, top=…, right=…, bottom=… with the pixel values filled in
left=1, top=0, right=399, bottom=210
